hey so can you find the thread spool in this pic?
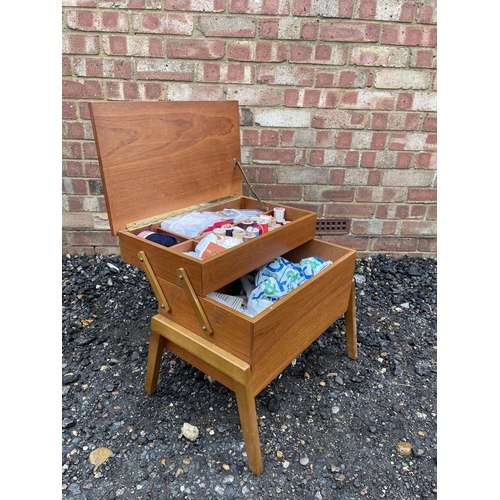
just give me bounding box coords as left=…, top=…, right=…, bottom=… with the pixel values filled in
left=243, top=231, right=257, bottom=242
left=232, top=226, right=244, bottom=239
left=222, top=223, right=234, bottom=236
left=239, top=218, right=253, bottom=229
left=254, top=222, right=268, bottom=234
left=273, top=207, right=285, bottom=222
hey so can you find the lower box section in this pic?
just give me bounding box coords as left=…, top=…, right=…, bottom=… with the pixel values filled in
left=153, top=238, right=356, bottom=395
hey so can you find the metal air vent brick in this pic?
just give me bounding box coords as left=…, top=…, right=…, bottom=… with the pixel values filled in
left=316, top=218, right=351, bottom=235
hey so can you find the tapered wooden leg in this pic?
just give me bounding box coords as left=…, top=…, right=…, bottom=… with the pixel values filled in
left=233, top=380, right=263, bottom=476
left=344, top=279, right=358, bottom=360
left=147, top=315, right=264, bottom=475
left=145, top=329, right=165, bottom=395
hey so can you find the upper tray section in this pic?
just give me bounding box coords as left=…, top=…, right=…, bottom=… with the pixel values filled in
left=89, top=100, right=243, bottom=235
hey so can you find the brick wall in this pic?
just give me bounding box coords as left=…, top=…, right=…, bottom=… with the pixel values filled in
left=62, top=0, right=437, bottom=259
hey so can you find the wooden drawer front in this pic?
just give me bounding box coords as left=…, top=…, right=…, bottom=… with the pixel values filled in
left=156, top=277, right=254, bottom=364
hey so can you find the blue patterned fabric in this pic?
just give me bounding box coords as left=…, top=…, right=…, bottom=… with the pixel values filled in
left=249, top=256, right=332, bottom=304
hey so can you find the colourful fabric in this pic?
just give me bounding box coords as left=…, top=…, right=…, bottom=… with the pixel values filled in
left=245, top=256, right=332, bottom=315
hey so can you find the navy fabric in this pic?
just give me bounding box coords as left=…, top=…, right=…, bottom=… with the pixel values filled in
left=145, top=233, right=179, bottom=247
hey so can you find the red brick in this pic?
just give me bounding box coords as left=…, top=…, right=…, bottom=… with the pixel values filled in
left=372, top=237, right=417, bottom=252
left=254, top=184, right=303, bottom=200
left=132, top=12, right=193, bottom=35
left=396, top=152, right=413, bottom=168
left=304, top=186, right=355, bottom=202
left=62, top=79, right=103, bottom=99
left=417, top=3, right=436, bottom=24
left=322, top=235, right=369, bottom=252
left=314, top=131, right=334, bottom=147
left=320, top=21, right=380, bottom=42
left=79, top=102, right=91, bottom=119
left=67, top=10, right=129, bottom=32
left=63, top=161, right=84, bottom=177
left=136, top=59, right=195, bottom=81
left=106, top=81, right=165, bottom=101
left=261, top=130, right=279, bottom=146
left=417, top=238, right=437, bottom=253
left=370, top=113, right=388, bottom=130
left=127, top=0, right=162, bottom=7
left=371, top=132, right=387, bottom=149
left=62, top=0, right=96, bottom=6
left=103, top=35, right=163, bottom=57
left=352, top=220, right=398, bottom=235
left=241, top=130, right=259, bottom=146
left=427, top=205, right=437, bottom=220
left=230, top=0, right=289, bottom=15
left=361, top=151, right=376, bottom=167
left=382, top=25, right=436, bottom=47
left=329, top=169, right=346, bottom=185
left=198, top=15, right=255, bottom=37
left=62, top=34, right=99, bottom=55
left=63, top=121, right=85, bottom=139
left=357, top=0, right=376, bottom=18
left=357, top=187, right=406, bottom=203
left=400, top=3, right=416, bottom=22
left=62, top=57, right=72, bottom=76
left=63, top=101, right=78, bottom=120
left=336, top=132, right=353, bottom=148
left=401, top=221, right=436, bottom=236
left=422, top=115, right=437, bottom=131
left=164, top=0, right=225, bottom=11
left=228, top=41, right=287, bottom=62
left=414, top=49, right=435, bottom=68
left=409, top=205, right=427, bottom=218
left=293, top=0, right=354, bottom=18
left=167, top=39, right=225, bottom=59
left=325, top=203, right=376, bottom=218
left=407, top=188, right=437, bottom=203
left=416, top=152, right=437, bottom=169
left=63, top=177, right=87, bottom=195
left=340, top=91, right=395, bottom=110
left=367, top=170, right=381, bottom=185
left=257, top=65, right=314, bottom=86
left=397, top=92, right=414, bottom=110
left=66, top=197, right=84, bottom=212
left=309, top=150, right=324, bottom=165
left=83, top=142, right=97, bottom=159
left=316, top=71, right=336, bottom=87
left=226, top=86, right=281, bottom=106
left=62, top=141, right=83, bottom=159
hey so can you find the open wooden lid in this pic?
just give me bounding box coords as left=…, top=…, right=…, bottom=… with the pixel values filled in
left=89, top=100, right=243, bottom=235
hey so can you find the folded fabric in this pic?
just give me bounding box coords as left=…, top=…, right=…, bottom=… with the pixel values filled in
left=160, top=212, right=226, bottom=238
left=244, top=256, right=332, bottom=316
left=137, top=231, right=179, bottom=247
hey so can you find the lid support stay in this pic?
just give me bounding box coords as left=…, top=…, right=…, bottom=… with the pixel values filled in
left=234, top=159, right=269, bottom=211
left=177, top=268, right=213, bottom=335
left=138, top=251, right=170, bottom=312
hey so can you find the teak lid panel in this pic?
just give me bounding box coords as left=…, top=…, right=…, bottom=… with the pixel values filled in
left=89, top=100, right=243, bottom=235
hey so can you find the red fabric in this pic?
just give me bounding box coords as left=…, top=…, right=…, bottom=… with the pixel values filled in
left=201, top=220, right=233, bottom=234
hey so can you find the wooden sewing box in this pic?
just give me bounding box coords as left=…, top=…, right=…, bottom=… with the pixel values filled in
left=89, top=100, right=357, bottom=475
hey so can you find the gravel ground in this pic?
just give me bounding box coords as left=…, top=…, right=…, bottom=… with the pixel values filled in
left=62, top=252, right=437, bottom=500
